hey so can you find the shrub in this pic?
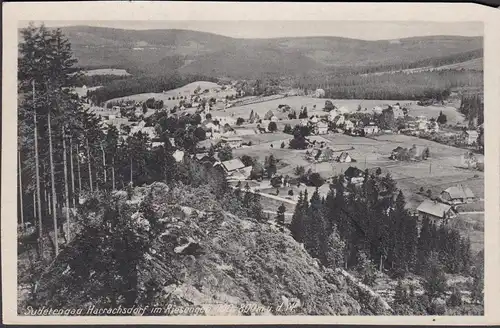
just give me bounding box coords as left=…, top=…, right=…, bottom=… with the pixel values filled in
left=447, top=288, right=463, bottom=307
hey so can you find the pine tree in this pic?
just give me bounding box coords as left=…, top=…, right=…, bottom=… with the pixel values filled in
left=416, top=217, right=432, bottom=274
left=356, top=250, right=377, bottom=286
left=290, top=192, right=306, bottom=243
left=393, top=279, right=409, bottom=306
left=276, top=203, right=286, bottom=231
left=422, top=253, right=447, bottom=301
left=325, top=225, right=346, bottom=268
left=305, top=189, right=326, bottom=261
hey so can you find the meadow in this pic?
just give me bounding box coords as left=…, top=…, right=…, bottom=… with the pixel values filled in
left=83, top=68, right=131, bottom=76
left=216, top=95, right=465, bottom=125
left=232, top=131, right=483, bottom=211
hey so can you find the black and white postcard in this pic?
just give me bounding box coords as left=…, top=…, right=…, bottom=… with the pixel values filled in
left=2, top=1, right=500, bottom=325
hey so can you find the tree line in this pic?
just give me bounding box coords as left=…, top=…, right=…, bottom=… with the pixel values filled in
left=86, top=73, right=218, bottom=105
left=289, top=172, right=473, bottom=280
left=322, top=49, right=483, bottom=76
left=459, top=94, right=484, bottom=128
left=292, top=70, right=483, bottom=101
left=17, top=24, right=222, bottom=261
left=74, top=74, right=131, bottom=88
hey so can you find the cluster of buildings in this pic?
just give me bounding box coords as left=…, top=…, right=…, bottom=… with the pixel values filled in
left=305, top=147, right=353, bottom=164
left=338, top=165, right=477, bottom=227
left=416, top=184, right=475, bottom=224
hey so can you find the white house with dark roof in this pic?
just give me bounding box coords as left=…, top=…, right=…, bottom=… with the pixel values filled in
left=363, top=123, right=380, bottom=135
left=417, top=200, right=457, bottom=223
left=215, top=158, right=246, bottom=175
left=337, top=151, right=352, bottom=163
left=220, top=136, right=243, bottom=148
left=461, top=130, right=479, bottom=145
left=440, top=184, right=475, bottom=205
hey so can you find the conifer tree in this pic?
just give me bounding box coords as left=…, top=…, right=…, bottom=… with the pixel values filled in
left=416, top=217, right=432, bottom=274
left=276, top=203, right=286, bottom=231
left=422, top=253, right=447, bottom=302
left=325, top=225, right=346, bottom=268
left=393, top=279, right=409, bottom=306
left=290, top=192, right=306, bottom=243
left=305, top=189, right=326, bottom=261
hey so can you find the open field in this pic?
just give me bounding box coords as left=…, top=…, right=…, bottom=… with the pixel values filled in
left=106, top=81, right=237, bottom=106
left=405, top=104, right=465, bottom=124
left=73, top=86, right=103, bottom=98
left=220, top=96, right=415, bottom=118
left=215, top=95, right=465, bottom=125
left=231, top=132, right=483, bottom=210
left=83, top=68, right=131, bottom=76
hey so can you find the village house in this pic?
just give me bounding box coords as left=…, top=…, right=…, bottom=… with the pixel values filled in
left=328, top=110, right=339, bottom=122
left=372, top=106, right=383, bottom=115
left=230, top=166, right=253, bottom=181
left=220, top=136, right=243, bottom=149
left=333, top=115, right=346, bottom=127
left=344, top=166, right=365, bottom=185
left=363, top=123, right=380, bottom=135
left=427, top=120, right=440, bottom=133
left=417, top=200, right=457, bottom=224
left=309, top=116, right=319, bottom=124
left=415, top=115, right=429, bottom=131
left=215, top=158, right=246, bottom=175
left=319, top=148, right=335, bottom=162
left=151, top=141, right=164, bottom=149
left=264, top=110, right=275, bottom=121
left=313, top=121, right=329, bottom=135
left=439, top=184, right=475, bottom=205
left=460, top=130, right=479, bottom=145
left=337, top=151, right=352, bottom=163
left=390, top=146, right=407, bottom=160
left=408, top=144, right=425, bottom=161
left=393, top=105, right=405, bottom=119
left=173, top=149, right=185, bottom=163
left=344, top=120, right=355, bottom=131
left=461, top=151, right=478, bottom=169
left=337, top=107, right=350, bottom=115
left=203, top=121, right=220, bottom=132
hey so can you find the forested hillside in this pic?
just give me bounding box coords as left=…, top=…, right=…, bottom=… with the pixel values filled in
left=17, top=24, right=484, bottom=317
left=55, top=26, right=482, bottom=77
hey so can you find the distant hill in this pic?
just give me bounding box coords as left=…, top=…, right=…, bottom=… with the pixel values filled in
left=47, top=26, right=483, bottom=78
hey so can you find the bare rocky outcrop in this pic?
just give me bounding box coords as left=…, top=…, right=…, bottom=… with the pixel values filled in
left=26, top=182, right=389, bottom=316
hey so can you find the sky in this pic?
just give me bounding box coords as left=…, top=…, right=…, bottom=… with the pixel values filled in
left=26, top=20, right=483, bottom=41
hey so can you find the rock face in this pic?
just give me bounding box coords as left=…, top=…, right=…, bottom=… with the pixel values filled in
left=28, top=182, right=387, bottom=316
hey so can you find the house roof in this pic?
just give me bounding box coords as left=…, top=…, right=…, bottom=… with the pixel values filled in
left=344, top=166, right=364, bottom=178
left=409, top=145, right=425, bottom=157
left=173, top=150, right=185, bottom=163
left=417, top=200, right=453, bottom=218
left=321, top=148, right=334, bottom=158
left=338, top=152, right=351, bottom=161
left=236, top=166, right=252, bottom=177
left=442, top=185, right=475, bottom=199
left=221, top=158, right=245, bottom=172
left=221, top=136, right=242, bottom=142
left=465, top=130, right=479, bottom=138
left=195, top=152, right=209, bottom=160
left=264, top=110, right=275, bottom=120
